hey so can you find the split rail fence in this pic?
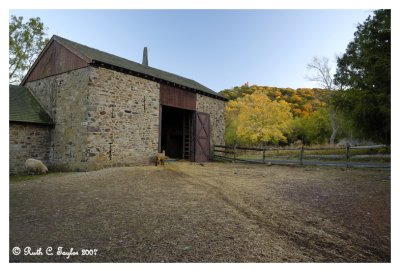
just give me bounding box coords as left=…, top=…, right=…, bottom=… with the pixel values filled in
left=213, top=144, right=390, bottom=169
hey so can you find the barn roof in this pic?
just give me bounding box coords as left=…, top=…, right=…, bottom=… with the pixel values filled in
left=48, top=35, right=226, bottom=101
left=9, top=85, right=54, bottom=125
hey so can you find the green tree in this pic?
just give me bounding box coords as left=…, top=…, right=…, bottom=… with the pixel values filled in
left=289, top=108, right=332, bottom=145
left=224, top=100, right=241, bottom=146
left=333, top=9, right=390, bottom=144
left=9, top=15, right=49, bottom=84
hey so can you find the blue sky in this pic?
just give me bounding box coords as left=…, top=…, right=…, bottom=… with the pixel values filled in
left=10, top=9, right=372, bottom=92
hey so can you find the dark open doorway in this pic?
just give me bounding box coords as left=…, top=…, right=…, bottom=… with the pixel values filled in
left=160, top=105, right=194, bottom=160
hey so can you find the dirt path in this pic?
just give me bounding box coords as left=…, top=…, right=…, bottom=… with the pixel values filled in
left=9, top=162, right=390, bottom=262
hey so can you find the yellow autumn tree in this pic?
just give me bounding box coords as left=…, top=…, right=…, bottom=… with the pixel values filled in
left=235, top=91, right=292, bottom=145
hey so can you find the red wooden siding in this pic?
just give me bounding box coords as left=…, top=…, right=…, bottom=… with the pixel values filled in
left=25, top=40, right=88, bottom=83
left=160, top=84, right=196, bottom=111
left=195, top=112, right=210, bottom=162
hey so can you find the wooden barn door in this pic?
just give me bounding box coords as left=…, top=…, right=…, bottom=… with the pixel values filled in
left=195, top=112, right=210, bottom=162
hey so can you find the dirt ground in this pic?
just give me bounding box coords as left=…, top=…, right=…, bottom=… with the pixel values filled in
left=9, top=162, right=390, bottom=262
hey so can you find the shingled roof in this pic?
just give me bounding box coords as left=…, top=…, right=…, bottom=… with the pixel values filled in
left=50, top=35, right=226, bottom=101
left=9, top=85, right=54, bottom=125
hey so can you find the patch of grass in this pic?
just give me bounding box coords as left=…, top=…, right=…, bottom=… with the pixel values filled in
left=9, top=174, right=44, bottom=183
left=350, top=157, right=391, bottom=163
left=9, top=172, right=70, bottom=183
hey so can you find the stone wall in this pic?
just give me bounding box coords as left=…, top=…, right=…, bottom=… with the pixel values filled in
left=25, top=68, right=90, bottom=171
left=9, top=122, right=51, bottom=174
left=22, top=65, right=224, bottom=170
left=196, top=94, right=226, bottom=147
left=25, top=66, right=160, bottom=171
left=85, top=67, right=160, bottom=170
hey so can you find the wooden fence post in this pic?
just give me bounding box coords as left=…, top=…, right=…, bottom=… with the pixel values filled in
left=346, top=143, right=350, bottom=168
left=299, top=144, right=304, bottom=166
left=262, top=143, right=266, bottom=164
left=233, top=143, right=237, bottom=163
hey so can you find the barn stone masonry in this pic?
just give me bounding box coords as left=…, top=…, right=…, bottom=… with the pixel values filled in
left=23, top=65, right=226, bottom=171
left=86, top=67, right=160, bottom=170
left=196, top=94, right=225, bottom=147
left=25, top=67, right=161, bottom=171
left=9, top=123, right=51, bottom=174
left=25, top=68, right=90, bottom=171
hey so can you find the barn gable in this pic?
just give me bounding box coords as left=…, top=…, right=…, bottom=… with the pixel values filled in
left=23, top=39, right=89, bottom=84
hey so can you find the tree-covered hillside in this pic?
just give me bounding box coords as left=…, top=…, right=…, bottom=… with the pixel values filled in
left=221, top=84, right=333, bottom=146
left=220, top=84, right=329, bottom=118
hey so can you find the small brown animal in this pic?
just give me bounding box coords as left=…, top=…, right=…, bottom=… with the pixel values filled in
left=155, top=150, right=166, bottom=166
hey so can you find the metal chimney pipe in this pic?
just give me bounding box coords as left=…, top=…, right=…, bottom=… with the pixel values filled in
left=142, top=47, right=148, bottom=66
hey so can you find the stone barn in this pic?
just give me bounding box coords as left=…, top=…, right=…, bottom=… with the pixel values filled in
left=9, top=35, right=226, bottom=174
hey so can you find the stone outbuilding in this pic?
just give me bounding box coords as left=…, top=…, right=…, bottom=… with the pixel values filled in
left=9, top=85, right=54, bottom=174
left=9, top=35, right=226, bottom=173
